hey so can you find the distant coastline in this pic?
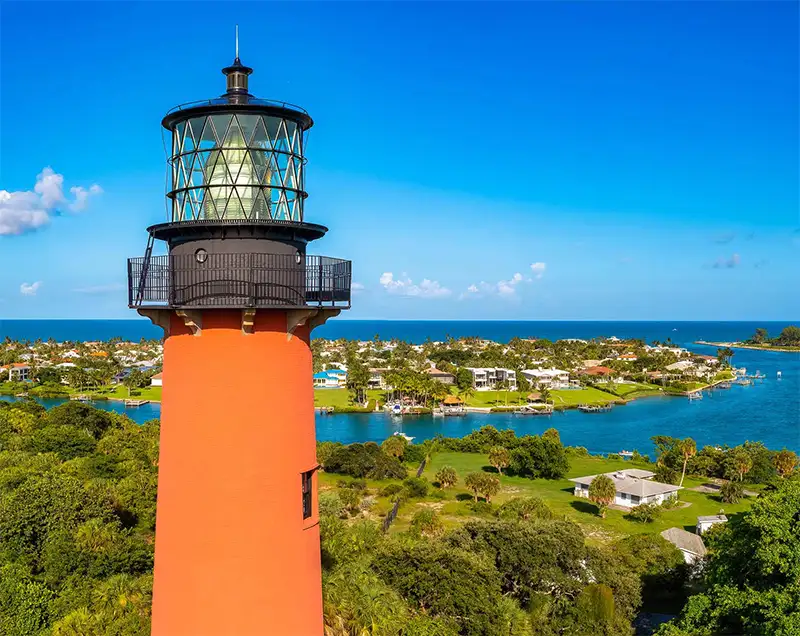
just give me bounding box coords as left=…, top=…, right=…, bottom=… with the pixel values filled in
left=695, top=340, right=800, bottom=353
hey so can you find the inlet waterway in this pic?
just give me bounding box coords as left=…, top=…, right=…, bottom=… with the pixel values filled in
left=1, top=321, right=797, bottom=455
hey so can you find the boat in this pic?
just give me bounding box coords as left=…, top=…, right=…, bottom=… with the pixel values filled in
left=70, top=395, right=91, bottom=403
left=777, top=371, right=782, bottom=379
left=514, top=404, right=552, bottom=415
left=716, top=382, right=732, bottom=390
left=432, top=408, right=444, bottom=417
left=389, top=403, right=402, bottom=416
left=735, top=378, right=752, bottom=386
left=124, top=399, right=150, bottom=407
left=687, top=392, right=703, bottom=400
left=393, top=431, right=414, bottom=442
left=619, top=450, right=634, bottom=458
left=578, top=404, right=612, bottom=413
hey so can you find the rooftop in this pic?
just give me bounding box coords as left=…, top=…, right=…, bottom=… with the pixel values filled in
left=570, top=469, right=682, bottom=498
left=661, top=528, right=707, bottom=556
left=697, top=515, right=728, bottom=523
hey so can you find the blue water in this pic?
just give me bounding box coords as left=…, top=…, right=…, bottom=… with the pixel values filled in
left=1, top=321, right=797, bottom=454
left=0, top=319, right=795, bottom=345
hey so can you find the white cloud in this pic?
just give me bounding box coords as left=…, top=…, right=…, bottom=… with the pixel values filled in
left=73, top=283, right=125, bottom=294
left=530, top=262, right=547, bottom=279
left=20, top=282, right=42, bottom=296
left=463, top=271, right=530, bottom=300
left=0, top=168, right=102, bottom=236
left=379, top=272, right=451, bottom=298
left=351, top=282, right=365, bottom=294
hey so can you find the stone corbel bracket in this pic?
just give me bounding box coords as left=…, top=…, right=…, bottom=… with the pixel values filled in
left=137, top=309, right=172, bottom=338
left=286, top=309, right=341, bottom=341
left=242, top=308, right=257, bottom=335
left=175, top=310, right=203, bottom=336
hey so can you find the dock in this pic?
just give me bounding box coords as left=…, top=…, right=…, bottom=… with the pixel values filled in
left=124, top=399, right=150, bottom=407
left=70, top=395, right=91, bottom=403
left=578, top=404, right=612, bottom=413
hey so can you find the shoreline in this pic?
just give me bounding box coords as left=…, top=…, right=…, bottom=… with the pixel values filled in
left=695, top=340, right=800, bottom=353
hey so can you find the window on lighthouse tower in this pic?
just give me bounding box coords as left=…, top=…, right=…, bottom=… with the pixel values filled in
left=301, top=470, right=313, bottom=519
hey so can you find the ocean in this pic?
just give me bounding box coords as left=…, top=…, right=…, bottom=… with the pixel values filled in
left=1, top=320, right=798, bottom=454
left=0, top=319, right=795, bottom=345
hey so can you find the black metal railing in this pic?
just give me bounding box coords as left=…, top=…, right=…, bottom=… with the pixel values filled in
left=128, top=253, right=351, bottom=309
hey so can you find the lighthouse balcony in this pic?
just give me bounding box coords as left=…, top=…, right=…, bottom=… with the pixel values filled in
left=127, top=253, right=351, bottom=309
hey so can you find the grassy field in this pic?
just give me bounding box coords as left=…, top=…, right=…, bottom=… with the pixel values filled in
left=414, top=452, right=754, bottom=540
left=321, top=451, right=756, bottom=541
left=313, top=389, right=384, bottom=409
left=548, top=387, right=620, bottom=406
left=312, top=387, right=627, bottom=410
left=2, top=382, right=164, bottom=402
left=612, top=382, right=664, bottom=399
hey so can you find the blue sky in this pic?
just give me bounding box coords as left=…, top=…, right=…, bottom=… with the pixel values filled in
left=1, top=1, right=797, bottom=320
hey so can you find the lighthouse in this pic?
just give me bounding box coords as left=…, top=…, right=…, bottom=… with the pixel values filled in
left=128, top=49, right=350, bottom=635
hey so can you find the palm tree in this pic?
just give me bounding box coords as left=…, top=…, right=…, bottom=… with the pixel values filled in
left=458, top=385, right=475, bottom=406
left=678, top=438, right=697, bottom=487
left=588, top=474, right=616, bottom=518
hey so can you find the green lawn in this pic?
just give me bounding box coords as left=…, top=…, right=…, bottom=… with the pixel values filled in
left=313, top=388, right=384, bottom=409
left=613, top=382, right=664, bottom=399
left=410, top=452, right=754, bottom=541
left=2, top=382, right=163, bottom=402
left=549, top=387, right=620, bottom=406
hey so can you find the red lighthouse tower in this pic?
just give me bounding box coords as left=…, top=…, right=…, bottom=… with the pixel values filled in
left=128, top=53, right=350, bottom=635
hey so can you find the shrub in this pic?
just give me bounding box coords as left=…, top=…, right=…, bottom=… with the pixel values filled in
left=567, top=446, right=590, bottom=457
left=628, top=502, right=662, bottom=523
left=496, top=497, right=554, bottom=521
left=720, top=481, right=743, bottom=503
left=324, top=442, right=408, bottom=480
left=402, top=477, right=429, bottom=499
left=509, top=436, right=569, bottom=479
left=318, top=491, right=345, bottom=518
left=607, top=453, right=622, bottom=461
left=410, top=508, right=444, bottom=537
left=588, top=475, right=616, bottom=518
left=467, top=501, right=494, bottom=515
left=337, top=487, right=361, bottom=514
left=379, top=483, right=404, bottom=498
left=655, top=465, right=680, bottom=485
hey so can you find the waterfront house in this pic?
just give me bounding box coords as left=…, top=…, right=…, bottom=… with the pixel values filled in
left=580, top=365, right=614, bottom=377
left=1, top=363, right=31, bottom=382
left=423, top=366, right=456, bottom=385
left=151, top=373, right=163, bottom=387
left=368, top=368, right=390, bottom=390
left=465, top=367, right=517, bottom=391
left=696, top=514, right=727, bottom=535
left=522, top=368, right=570, bottom=389
left=618, top=353, right=638, bottom=362
left=313, top=370, right=347, bottom=388
left=570, top=469, right=681, bottom=509
left=660, top=528, right=707, bottom=564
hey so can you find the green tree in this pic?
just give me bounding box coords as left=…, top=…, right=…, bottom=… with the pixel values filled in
left=657, top=480, right=800, bottom=635
left=495, top=497, right=553, bottom=521
left=720, top=481, right=743, bottom=503
left=678, top=438, right=696, bottom=487
left=464, top=472, right=484, bottom=503
left=435, top=465, right=458, bottom=489
left=372, top=541, right=505, bottom=636
left=381, top=434, right=407, bottom=459
left=588, top=475, right=616, bottom=518
left=488, top=446, right=510, bottom=475
left=774, top=449, right=799, bottom=478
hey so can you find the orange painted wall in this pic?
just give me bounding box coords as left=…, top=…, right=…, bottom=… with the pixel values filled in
left=151, top=310, right=322, bottom=636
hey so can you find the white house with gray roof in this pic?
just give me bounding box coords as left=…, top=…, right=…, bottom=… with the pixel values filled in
left=569, top=468, right=681, bottom=509
left=661, top=527, right=707, bottom=564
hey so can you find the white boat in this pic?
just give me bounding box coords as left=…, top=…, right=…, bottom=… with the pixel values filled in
left=393, top=431, right=414, bottom=442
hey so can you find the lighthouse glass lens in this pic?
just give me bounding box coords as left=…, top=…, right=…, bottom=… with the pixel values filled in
left=195, top=249, right=208, bottom=264
left=295, top=251, right=302, bottom=265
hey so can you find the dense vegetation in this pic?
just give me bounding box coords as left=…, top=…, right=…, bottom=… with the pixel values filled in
left=1, top=400, right=797, bottom=635
left=0, top=399, right=157, bottom=635
left=745, top=325, right=800, bottom=348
